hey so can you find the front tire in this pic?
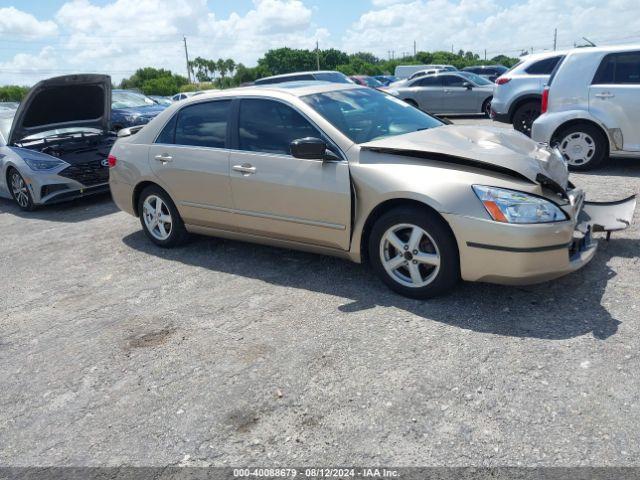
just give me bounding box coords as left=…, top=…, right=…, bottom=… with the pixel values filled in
left=368, top=207, right=460, bottom=299
left=553, top=123, right=608, bottom=171
left=511, top=100, right=540, bottom=136
left=7, top=168, right=35, bottom=211
left=137, top=185, right=189, bottom=247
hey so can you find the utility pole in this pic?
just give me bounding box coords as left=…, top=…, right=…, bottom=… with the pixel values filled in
left=183, top=36, right=191, bottom=83
left=553, top=28, right=557, bottom=50
left=315, top=40, right=320, bottom=71
left=484, top=49, right=487, bottom=60
left=413, top=40, right=417, bottom=57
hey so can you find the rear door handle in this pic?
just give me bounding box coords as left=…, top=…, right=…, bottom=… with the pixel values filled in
left=154, top=153, right=173, bottom=163
left=232, top=163, right=256, bottom=175
left=595, top=92, right=615, bottom=99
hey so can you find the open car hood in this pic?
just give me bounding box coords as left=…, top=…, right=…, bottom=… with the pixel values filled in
left=360, top=125, right=569, bottom=192
left=8, top=74, right=111, bottom=145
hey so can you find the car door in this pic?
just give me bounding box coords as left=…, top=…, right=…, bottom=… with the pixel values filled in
left=228, top=97, right=351, bottom=250
left=441, top=74, right=478, bottom=113
left=410, top=76, right=444, bottom=113
left=590, top=51, right=640, bottom=152
left=148, top=99, right=236, bottom=228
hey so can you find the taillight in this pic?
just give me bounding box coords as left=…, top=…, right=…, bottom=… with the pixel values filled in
left=107, top=154, right=117, bottom=168
left=495, top=76, right=511, bottom=85
left=541, top=87, right=549, bottom=114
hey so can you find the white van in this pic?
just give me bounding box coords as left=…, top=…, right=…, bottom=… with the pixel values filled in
left=394, top=64, right=456, bottom=79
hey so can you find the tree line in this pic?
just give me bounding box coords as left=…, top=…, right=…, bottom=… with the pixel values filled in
left=0, top=47, right=520, bottom=100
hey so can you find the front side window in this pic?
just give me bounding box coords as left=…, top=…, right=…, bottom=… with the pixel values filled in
left=525, top=56, right=562, bottom=75
left=238, top=99, right=320, bottom=155
left=442, top=75, right=467, bottom=87
left=593, top=51, right=640, bottom=84
left=172, top=100, right=230, bottom=148
left=302, top=87, right=443, bottom=144
left=459, top=72, right=492, bottom=85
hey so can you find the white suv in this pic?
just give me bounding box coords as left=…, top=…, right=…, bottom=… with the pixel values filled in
left=491, top=51, right=567, bottom=135
left=532, top=45, right=640, bottom=170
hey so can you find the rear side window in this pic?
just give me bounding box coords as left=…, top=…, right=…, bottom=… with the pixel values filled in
left=525, top=56, right=562, bottom=75
left=156, top=114, right=177, bottom=144
left=173, top=100, right=230, bottom=148
left=593, top=51, right=640, bottom=84
left=238, top=98, right=320, bottom=155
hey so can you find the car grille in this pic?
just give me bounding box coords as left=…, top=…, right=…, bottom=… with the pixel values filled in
left=58, top=160, right=109, bottom=187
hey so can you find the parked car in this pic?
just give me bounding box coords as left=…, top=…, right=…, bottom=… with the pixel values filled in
left=109, top=82, right=635, bottom=298
left=111, top=90, right=168, bottom=131
left=373, top=75, right=398, bottom=86
left=532, top=45, right=640, bottom=170
left=394, top=64, right=457, bottom=79
left=171, top=92, right=195, bottom=102
left=406, top=68, right=445, bottom=81
left=0, top=74, right=116, bottom=210
left=349, top=75, right=385, bottom=89
left=149, top=95, right=173, bottom=106
left=254, top=71, right=353, bottom=85
left=387, top=71, right=494, bottom=115
left=491, top=51, right=568, bottom=135
left=462, top=65, right=508, bottom=82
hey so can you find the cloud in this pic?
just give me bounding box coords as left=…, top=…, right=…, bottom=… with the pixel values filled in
left=0, top=6, right=58, bottom=37
left=342, top=0, right=640, bottom=59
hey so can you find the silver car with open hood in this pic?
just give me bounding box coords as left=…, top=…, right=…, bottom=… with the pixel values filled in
left=109, top=82, right=636, bottom=298
left=0, top=74, right=115, bottom=210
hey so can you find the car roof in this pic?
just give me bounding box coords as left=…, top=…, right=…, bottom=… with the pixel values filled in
left=176, top=81, right=363, bottom=103
left=562, top=43, right=640, bottom=57
left=257, top=70, right=342, bottom=81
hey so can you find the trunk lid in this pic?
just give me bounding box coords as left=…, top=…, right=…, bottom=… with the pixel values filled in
left=8, top=74, right=111, bottom=145
left=360, top=125, right=569, bottom=189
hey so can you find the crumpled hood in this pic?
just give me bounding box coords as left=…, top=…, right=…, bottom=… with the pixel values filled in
left=360, top=125, right=569, bottom=189
left=8, top=74, right=111, bottom=145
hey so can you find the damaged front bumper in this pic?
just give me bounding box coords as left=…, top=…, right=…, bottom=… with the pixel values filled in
left=444, top=191, right=636, bottom=285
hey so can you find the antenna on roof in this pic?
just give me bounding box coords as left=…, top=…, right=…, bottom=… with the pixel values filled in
left=582, top=37, right=596, bottom=47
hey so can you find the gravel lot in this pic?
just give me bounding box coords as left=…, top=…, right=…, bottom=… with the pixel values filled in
left=1, top=118, right=639, bottom=467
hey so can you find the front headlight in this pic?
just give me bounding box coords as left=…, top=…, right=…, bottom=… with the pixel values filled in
left=23, top=157, right=68, bottom=171
left=472, top=185, right=568, bottom=223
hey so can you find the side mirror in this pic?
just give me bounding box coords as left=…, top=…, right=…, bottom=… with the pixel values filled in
left=290, top=137, right=338, bottom=161
left=463, top=82, right=473, bottom=90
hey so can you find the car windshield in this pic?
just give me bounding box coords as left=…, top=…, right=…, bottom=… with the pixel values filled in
left=459, top=72, right=493, bottom=85
left=112, top=91, right=156, bottom=109
left=314, top=72, right=353, bottom=84
left=302, top=87, right=443, bottom=144
left=23, top=127, right=102, bottom=141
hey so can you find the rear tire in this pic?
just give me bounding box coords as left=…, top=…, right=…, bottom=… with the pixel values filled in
left=137, top=185, right=189, bottom=247
left=368, top=206, right=459, bottom=299
left=7, top=168, right=35, bottom=211
left=511, top=100, right=540, bottom=136
left=482, top=97, right=492, bottom=117
left=553, top=123, right=608, bottom=171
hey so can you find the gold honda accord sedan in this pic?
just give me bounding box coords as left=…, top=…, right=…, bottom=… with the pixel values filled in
left=108, top=82, right=635, bottom=298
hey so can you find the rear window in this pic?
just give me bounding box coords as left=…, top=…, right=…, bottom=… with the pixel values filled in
left=593, top=51, right=640, bottom=84
left=172, top=100, right=230, bottom=148
left=525, top=56, right=563, bottom=75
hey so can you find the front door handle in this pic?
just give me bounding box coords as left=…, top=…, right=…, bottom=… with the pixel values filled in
left=595, top=92, right=615, bottom=99
left=154, top=153, right=173, bottom=163
left=232, top=163, right=256, bottom=175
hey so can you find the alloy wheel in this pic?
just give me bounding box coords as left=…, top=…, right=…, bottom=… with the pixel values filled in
left=379, top=223, right=441, bottom=288
left=559, top=131, right=596, bottom=166
left=513, top=105, right=540, bottom=135
left=142, top=195, right=173, bottom=241
left=10, top=172, right=30, bottom=208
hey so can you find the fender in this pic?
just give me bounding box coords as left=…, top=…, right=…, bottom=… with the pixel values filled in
left=541, top=110, right=617, bottom=150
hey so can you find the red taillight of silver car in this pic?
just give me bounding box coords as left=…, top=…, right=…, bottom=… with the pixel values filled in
left=495, top=77, right=511, bottom=85
left=541, top=87, right=550, bottom=114
left=107, top=154, right=117, bottom=168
